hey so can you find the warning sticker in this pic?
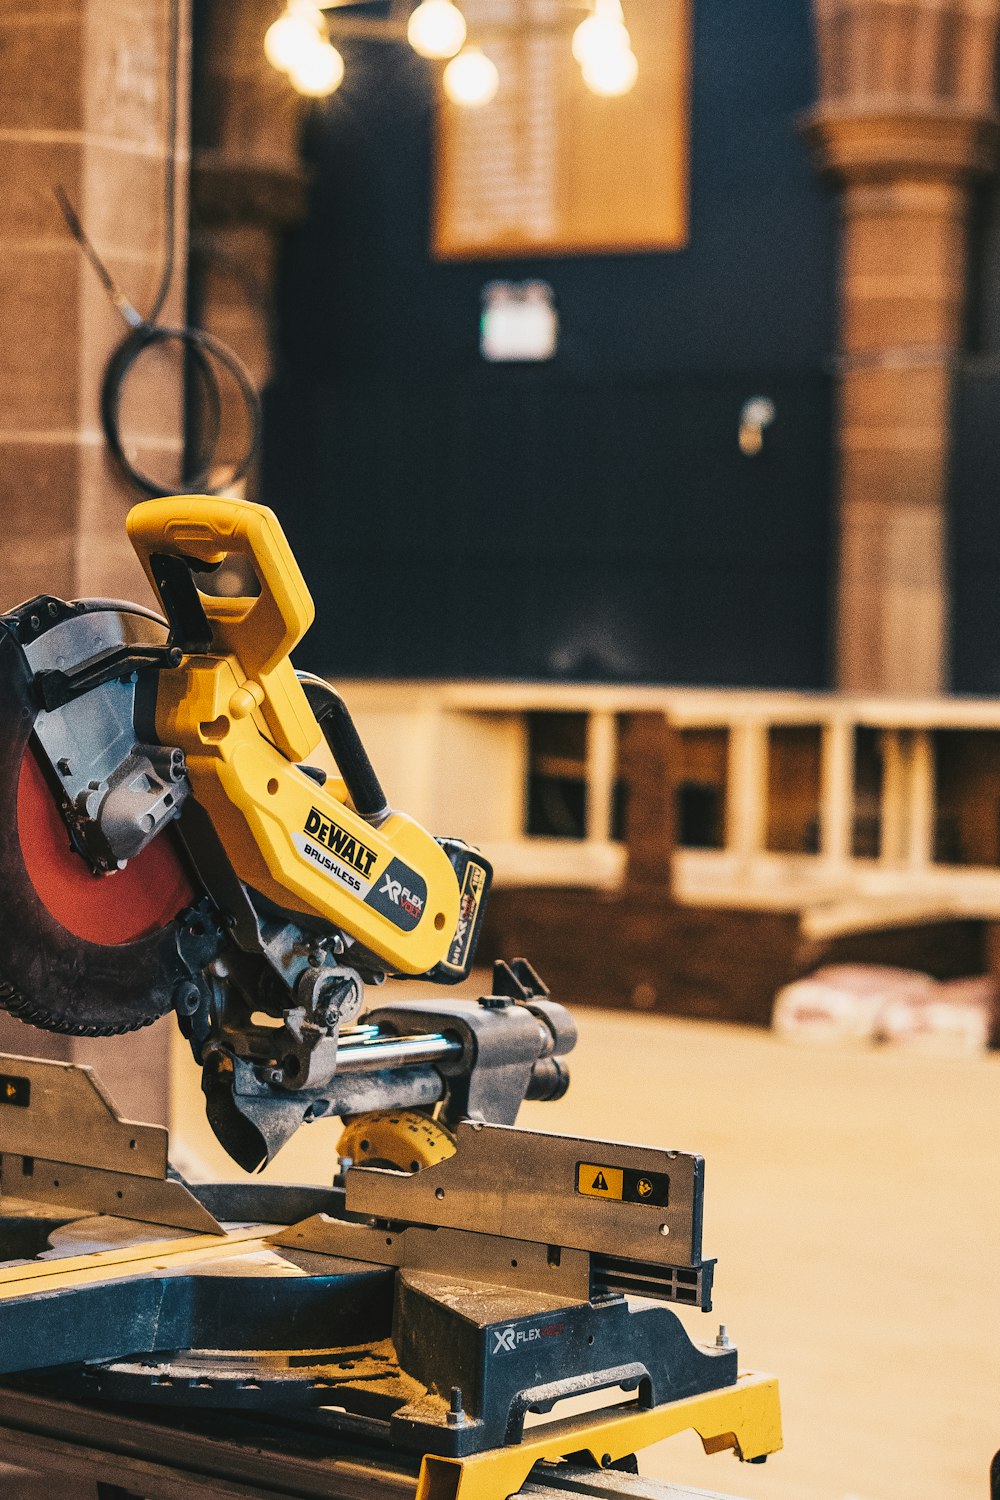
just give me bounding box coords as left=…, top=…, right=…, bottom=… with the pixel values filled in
left=576, top=1162, right=669, bottom=1207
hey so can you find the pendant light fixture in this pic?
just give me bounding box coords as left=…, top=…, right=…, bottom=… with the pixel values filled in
left=264, top=1, right=638, bottom=108
left=407, top=0, right=467, bottom=60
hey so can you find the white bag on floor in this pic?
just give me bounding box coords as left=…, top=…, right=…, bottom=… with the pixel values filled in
left=772, top=964, right=935, bottom=1045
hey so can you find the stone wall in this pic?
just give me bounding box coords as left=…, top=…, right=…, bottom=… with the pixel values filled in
left=0, top=0, right=190, bottom=611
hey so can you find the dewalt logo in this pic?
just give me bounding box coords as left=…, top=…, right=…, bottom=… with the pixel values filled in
left=304, top=808, right=378, bottom=880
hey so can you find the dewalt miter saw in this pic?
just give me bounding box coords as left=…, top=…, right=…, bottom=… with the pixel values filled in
left=0, top=496, right=568, bottom=1170
left=0, top=496, right=781, bottom=1500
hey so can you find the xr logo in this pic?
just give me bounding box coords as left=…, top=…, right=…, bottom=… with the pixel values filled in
left=380, top=875, right=424, bottom=918
left=491, top=1325, right=541, bottom=1354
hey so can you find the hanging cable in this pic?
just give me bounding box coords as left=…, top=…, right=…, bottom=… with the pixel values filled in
left=55, top=0, right=262, bottom=498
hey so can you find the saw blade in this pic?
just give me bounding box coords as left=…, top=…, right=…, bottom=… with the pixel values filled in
left=0, top=599, right=198, bottom=1036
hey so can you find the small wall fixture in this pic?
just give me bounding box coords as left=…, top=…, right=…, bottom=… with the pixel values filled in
left=738, top=396, right=776, bottom=457
left=480, top=281, right=558, bottom=362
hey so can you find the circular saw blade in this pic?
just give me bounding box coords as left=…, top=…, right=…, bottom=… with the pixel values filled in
left=0, top=603, right=198, bottom=1036
left=17, top=741, right=194, bottom=947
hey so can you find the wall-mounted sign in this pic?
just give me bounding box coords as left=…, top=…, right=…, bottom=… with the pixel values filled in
left=433, top=0, right=690, bottom=261
left=480, top=280, right=558, bottom=361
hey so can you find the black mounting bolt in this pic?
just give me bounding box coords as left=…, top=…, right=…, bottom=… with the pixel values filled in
left=446, top=1386, right=466, bottom=1426
left=174, top=982, right=201, bottom=1017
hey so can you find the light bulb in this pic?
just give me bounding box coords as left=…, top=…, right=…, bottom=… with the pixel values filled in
left=407, top=0, right=467, bottom=60
left=264, top=4, right=323, bottom=73
left=571, top=0, right=630, bottom=66
left=581, top=45, right=638, bottom=97
left=288, top=38, right=345, bottom=96
left=442, top=45, right=499, bottom=107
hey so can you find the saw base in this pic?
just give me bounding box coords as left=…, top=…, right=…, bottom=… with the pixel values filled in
left=0, top=1051, right=782, bottom=1496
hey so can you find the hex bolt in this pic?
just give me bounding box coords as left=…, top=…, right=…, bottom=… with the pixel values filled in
left=447, top=1386, right=466, bottom=1426
left=715, top=1324, right=731, bottom=1349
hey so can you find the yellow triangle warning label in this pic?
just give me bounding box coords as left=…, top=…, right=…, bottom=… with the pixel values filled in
left=576, top=1162, right=624, bottom=1199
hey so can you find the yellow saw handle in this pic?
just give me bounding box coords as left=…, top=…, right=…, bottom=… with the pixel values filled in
left=127, top=495, right=317, bottom=764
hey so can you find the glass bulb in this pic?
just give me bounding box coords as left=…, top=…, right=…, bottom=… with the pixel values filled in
left=288, top=38, right=345, bottom=96
left=581, top=45, right=638, bottom=97
left=571, top=0, right=630, bottom=66
left=407, top=0, right=467, bottom=60
left=264, top=5, right=323, bottom=73
left=442, top=45, right=499, bottom=107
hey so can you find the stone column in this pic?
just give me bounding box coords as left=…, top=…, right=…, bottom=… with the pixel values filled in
left=805, top=0, right=1000, bottom=694
left=0, top=0, right=190, bottom=610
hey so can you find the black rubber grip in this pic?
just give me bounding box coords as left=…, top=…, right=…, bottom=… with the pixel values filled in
left=296, top=673, right=390, bottom=826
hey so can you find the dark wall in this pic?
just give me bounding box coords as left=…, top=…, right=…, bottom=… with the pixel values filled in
left=950, top=185, right=1000, bottom=694
left=264, top=0, right=837, bottom=685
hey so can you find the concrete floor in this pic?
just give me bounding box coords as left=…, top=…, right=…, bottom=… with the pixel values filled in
left=169, top=999, right=1000, bottom=1500
left=517, top=1011, right=1000, bottom=1500
left=5, top=1007, right=999, bottom=1498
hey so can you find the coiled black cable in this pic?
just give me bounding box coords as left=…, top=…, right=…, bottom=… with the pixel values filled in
left=55, top=0, right=262, bottom=498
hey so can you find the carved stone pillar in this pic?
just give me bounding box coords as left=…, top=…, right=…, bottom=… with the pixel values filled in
left=805, top=0, right=1000, bottom=693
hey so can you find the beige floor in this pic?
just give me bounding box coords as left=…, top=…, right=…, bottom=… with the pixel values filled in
left=170, top=998, right=1000, bottom=1500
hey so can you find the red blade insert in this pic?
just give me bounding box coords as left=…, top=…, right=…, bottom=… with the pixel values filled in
left=17, top=743, right=197, bottom=947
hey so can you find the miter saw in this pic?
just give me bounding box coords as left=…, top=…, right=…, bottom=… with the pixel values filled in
left=0, top=497, right=781, bottom=1499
